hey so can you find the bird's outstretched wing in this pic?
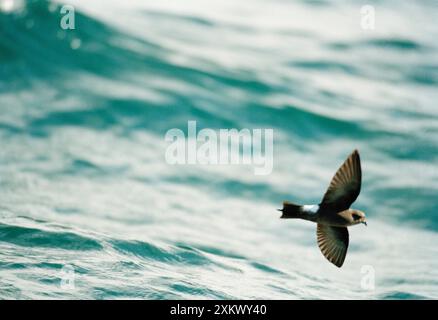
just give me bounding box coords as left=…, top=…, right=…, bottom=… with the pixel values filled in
left=320, top=149, right=361, bottom=213
left=317, top=224, right=349, bottom=267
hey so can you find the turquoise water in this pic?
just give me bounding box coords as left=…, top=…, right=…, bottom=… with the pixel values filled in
left=1, top=0, right=438, bottom=299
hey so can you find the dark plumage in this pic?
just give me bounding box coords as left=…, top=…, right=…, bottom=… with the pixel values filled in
left=279, top=149, right=366, bottom=267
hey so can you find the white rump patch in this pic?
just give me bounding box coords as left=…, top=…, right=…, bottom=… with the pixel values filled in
left=303, top=204, right=319, bottom=214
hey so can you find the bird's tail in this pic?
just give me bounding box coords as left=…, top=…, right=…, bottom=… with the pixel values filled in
left=278, top=201, right=303, bottom=219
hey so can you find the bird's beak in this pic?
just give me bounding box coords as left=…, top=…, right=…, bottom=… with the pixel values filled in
left=362, top=221, right=367, bottom=226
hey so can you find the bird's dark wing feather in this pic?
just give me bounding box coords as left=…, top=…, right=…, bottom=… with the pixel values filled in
left=320, top=149, right=361, bottom=212
left=317, top=224, right=349, bottom=267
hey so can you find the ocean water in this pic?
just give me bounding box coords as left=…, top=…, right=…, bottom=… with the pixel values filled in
left=1, top=0, right=438, bottom=299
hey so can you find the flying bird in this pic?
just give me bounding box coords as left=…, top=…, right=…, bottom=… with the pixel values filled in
left=279, top=149, right=366, bottom=268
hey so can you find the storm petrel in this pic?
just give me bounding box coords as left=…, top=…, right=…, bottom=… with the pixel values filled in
left=279, top=149, right=366, bottom=267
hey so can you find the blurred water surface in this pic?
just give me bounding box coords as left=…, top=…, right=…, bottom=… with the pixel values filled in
left=1, top=0, right=438, bottom=299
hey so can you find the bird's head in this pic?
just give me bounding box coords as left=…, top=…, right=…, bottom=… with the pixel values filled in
left=351, top=209, right=367, bottom=226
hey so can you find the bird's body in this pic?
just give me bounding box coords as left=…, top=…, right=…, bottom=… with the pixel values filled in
left=279, top=149, right=366, bottom=267
left=283, top=204, right=364, bottom=227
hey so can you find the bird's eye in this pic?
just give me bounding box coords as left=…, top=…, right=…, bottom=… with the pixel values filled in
left=352, top=214, right=361, bottom=220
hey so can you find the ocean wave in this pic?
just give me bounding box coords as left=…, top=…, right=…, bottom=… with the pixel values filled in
left=0, top=223, right=103, bottom=250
